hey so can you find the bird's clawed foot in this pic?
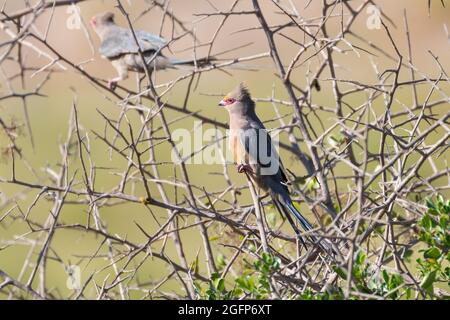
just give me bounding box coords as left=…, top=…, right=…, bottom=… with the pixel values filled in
left=108, top=80, right=118, bottom=91
left=237, top=164, right=253, bottom=174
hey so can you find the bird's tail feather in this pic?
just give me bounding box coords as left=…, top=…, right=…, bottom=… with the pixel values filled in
left=275, top=197, right=335, bottom=255
left=285, top=201, right=315, bottom=233
left=169, top=56, right=216, bottom=67
left=169, top=57, right=258, bottom=72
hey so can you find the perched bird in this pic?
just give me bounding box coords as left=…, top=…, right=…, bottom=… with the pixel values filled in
left=219, top=83, right=333, bottom=254
left=90, top=12, right=214, bottom=89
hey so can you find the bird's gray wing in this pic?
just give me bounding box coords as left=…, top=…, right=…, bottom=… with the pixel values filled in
left=239, top=121, right=287, bottom=182
left=100, top=27, right=167, bottom=59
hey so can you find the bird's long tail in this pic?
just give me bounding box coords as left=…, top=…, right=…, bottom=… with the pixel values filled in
left=274, top=196, right=335, bottom=255
left=169, top=56, right=216, bottom=68
left=169, top=57, right=260, bottom=72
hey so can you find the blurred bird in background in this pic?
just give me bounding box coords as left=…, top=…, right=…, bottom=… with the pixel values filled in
left=219, top=83, right=335, bottom=255
left=90, top=11, right=214, bottom=90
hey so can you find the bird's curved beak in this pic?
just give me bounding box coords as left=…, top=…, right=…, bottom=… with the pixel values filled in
left=218, top=100, right=225, bottom=106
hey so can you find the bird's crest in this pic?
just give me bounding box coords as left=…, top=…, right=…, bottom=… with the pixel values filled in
left=102, top=12, right=115, bottom=22
left=226, top=82, right=251, bottom=101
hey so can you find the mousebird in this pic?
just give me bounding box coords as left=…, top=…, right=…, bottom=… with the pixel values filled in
left=91, top=12, right=214, bottom=89
left=219, top=83, right=335, bottom=254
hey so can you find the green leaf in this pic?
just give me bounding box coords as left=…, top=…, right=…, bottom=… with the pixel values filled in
left=355, top=251, right=366, bottom=265
left=405, top=287, right=412, bottom=300
left=334, top=202, right=341, bottom=214
left=382, top=270, right=389, bottom=284
left=419, top=214, right=434, bottom=230
left=437, top=194, right=444, bottom=206
left=247, top=276, right=255, bottom=291
left=305, top=177, right=320, bottom=192
left=425, top=198, right=436, bottom=210
left=424, top=247, right=441, bottom=260
left=216, top=253, right=227, bottom=268
left=214, top=277, right=225, bottom=292
left=333, top=266, right=348, bottom=280
left=233, top=287, right=243, bottom=297
left=420, top=270, right=437, bottom=293
left=402, top=249, right=413, bottom=260
left=189, top=255, right=199, bottom=274
left=235, top=276, right=249, bottom=291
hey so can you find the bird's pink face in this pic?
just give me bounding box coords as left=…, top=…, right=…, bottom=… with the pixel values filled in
left=218, top=95, right=236, bottom=107
left=90, top=16, right=98, bottom=29
left=90, top=13, right=114, bottom=30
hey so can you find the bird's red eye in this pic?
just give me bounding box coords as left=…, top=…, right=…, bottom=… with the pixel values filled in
left=226, top=98, right=235, bottom=104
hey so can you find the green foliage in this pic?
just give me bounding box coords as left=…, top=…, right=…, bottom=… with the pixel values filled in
left=415, top=196, right=450, bottom=297
left=305, top=177, right=320, bottom=193
left=329, top=196, right=449, bottom=300
left=194, top=252, right=281, bottom=300
left=298, top=288, right=345, bottom=300
left=197, top=196, right=449, bottom=300
left=332, top=250, right=405, bottom=299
